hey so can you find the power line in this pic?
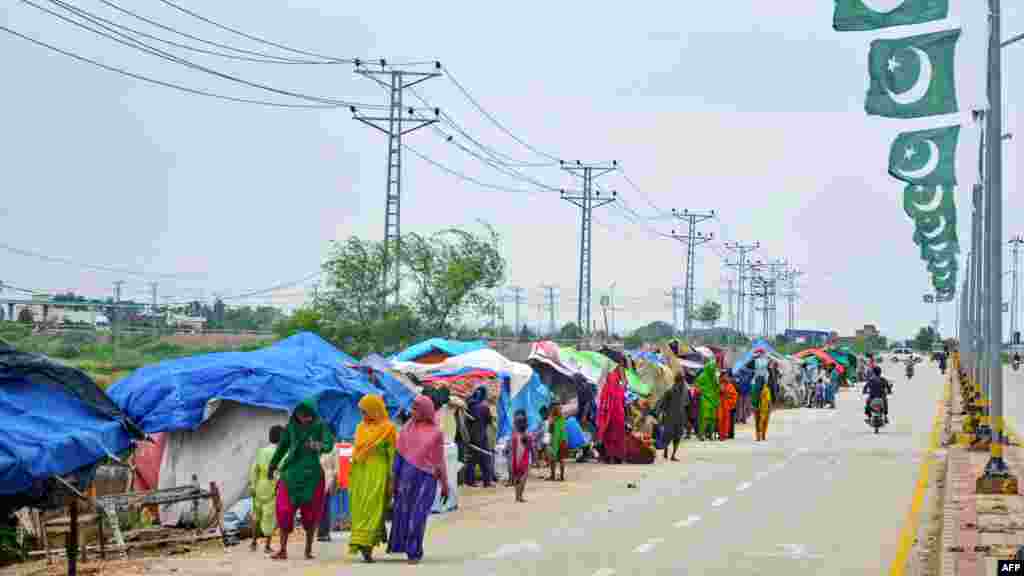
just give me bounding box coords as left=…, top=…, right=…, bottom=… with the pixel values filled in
left=403, top=145, right=549, bottom=196
left=0, top=241, right=201, bottom=280
left=26, top=0, right=380, bottom=108
left=0, top=25, right=342, bottom=109
left=47, top=0, right=336, bottom=65
left=442, top=65, right=562, bottom=163
left=152, top=0, right=357, bottom=63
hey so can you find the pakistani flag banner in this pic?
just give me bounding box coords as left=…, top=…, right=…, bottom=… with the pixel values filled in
left=936, top=290, right=955, bottom=302
left=903, top=183, right=955, bottom=220
left=920, top=239, right=959, bottom=261
left=889, top=125, right=960, bottom=185
left=866, top=29, right=960, bottom=118
left=912, top=208, right=958, bottom=246
left=834, top=0, right=949, bottom=32
left=927, top=255, right=958, bottom=274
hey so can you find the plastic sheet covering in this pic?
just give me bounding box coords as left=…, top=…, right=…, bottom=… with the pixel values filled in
left=157, top=401, right=287, bottom=526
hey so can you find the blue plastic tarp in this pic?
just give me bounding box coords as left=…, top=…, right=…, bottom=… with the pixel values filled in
left=496, top=373, right=551, bottom=440
left=731, top=339, right=779, bottom=377
left=392, top=338, right=488, bottom=363
left=108, top=333, right=410, bottom=441
left=0, top=352, right=137, bottom=496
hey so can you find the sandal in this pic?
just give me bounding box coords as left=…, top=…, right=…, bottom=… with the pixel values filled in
left=270, top=551, right=288, bottom=561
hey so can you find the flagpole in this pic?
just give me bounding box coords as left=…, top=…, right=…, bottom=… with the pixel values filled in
left=980, top=0, right=1013, bottom=487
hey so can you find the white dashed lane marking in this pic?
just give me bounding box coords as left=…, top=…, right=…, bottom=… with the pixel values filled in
left=633, top=538, right=665, bottom=553
left=673, top=514, right=701, bottom=528
left=592, top=569, right=616, bottom=576
left=736, top=481, right=752, bottom=492
left=711, top=497, right=729, bottom=508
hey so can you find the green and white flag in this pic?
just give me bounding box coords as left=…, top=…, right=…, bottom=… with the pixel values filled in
left=927, top=255, right=958, bottom=274
left=912, top=208, right=958, bottom=246
left=933, top=272, right=956, bottom=291
left=920, top=238, right=959, bottom=261
left=903, top=183, right=955, bottom=220
left=866, top=29, right=960, bottom=118
left=834, top=0, right=948, bottom=32
left=889, top=125, right=960, bottom=185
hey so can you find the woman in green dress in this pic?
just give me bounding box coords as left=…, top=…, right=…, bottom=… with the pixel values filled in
left=348, top=394, right=397, bottom=563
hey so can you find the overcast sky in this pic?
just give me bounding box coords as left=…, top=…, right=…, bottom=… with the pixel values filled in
left=0, top=0, right=1019, bottom=341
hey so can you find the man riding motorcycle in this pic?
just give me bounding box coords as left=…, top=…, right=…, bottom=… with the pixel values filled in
left=904, top=356, right=915, bottom=378
left=863, top=366, right=891, bottom=424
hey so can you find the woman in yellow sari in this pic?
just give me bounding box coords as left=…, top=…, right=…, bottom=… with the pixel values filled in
left=348, top=394, right=397, bottom=563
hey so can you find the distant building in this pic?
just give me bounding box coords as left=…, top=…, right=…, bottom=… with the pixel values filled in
left=784, top=329, right=833, bottom=345
left=855, top=324, right=880, bottom=340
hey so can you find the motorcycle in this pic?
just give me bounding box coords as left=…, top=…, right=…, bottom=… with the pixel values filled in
left=905, top=363, right=915, bottom=380
left=868, top=397, right=886, bottom=433
left=1014, top=356, right=1021, bottom=371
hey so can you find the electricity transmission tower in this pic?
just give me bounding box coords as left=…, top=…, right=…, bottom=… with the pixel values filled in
left=351, top=61, right=441, bottom=305
left=765, top=258, right=788, bottom=338
left=719, top=273, right=737, bottom=343
left=724, top=241, right=760, bottom=339
left=1010, top=235, right=1024, bottom=343
left=667, top=286, right=684, bottom=334
left=506, top=286, right=527, bottom=336
left=541, top=285, right=559, bottom=336
left=782, top=267, right=804, bottom=331
left=669, top=209, right=715, bottom=338
left=560, top=160, right=618, bottom=335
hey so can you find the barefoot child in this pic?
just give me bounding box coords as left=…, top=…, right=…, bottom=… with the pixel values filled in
left=510, top=409, right=532, bottom=502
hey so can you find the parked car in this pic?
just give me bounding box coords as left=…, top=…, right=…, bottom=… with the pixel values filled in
left=889, top=347, right=917, bottom=363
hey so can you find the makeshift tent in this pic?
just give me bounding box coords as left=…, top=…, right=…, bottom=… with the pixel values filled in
left=132, top=432, right=165, bottom=491
left=417, top=368, right=503, bottom=401
left=391, top=348, right=534, bottom=400
left=793, top=348, right=845, bottom=374
left=108, top=332, right=409, bottom=524
left=0, top=345, right=145, bottom=508
left=496, top=372, right=551, bottom=440
left=392, top=338, right=488, bottom=364
left=731, top=339, right=784, bottom=376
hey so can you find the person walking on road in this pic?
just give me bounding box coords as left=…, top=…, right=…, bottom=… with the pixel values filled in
left=718, top=371, right=738, bottom=441
left=317, top=443, right=339, bottom=542
left=696, top=357, right=720, bottom=441
left=348, top=394, right=397, bottom=563
left=509, top=409, right=532, bottom=502
left=464, top=386, right=495, bottom=487
left=546, top=404, right=568, bottom=481
left=249, top=425, right=284, bottom=554
left=751, top=350, right=772, bottom=441
left=388, top=395, right=449, bottom=564
left=597, top=358, right=627, bottom=464
left=267, top=399, right=335, bottom=561
left=655, top=371, right=689, bottom=461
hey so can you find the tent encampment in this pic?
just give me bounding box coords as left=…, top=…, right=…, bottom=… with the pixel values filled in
left=108, top=332, right=411, bottom=525
left=0, top=345, right=145, bottom=512
left=392, top=338, right=489, bottom=364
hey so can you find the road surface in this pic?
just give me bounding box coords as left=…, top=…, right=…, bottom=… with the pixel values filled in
left=137, top=362, right=945, bottom=576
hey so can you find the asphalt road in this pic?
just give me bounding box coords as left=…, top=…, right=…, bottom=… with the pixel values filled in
left=137, top=362, right=945, bottom=576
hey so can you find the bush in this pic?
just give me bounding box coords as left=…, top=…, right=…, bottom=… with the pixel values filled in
left=54, top=342, right=82, bottom=359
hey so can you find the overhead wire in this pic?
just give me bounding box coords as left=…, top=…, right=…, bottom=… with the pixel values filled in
left=442, top=65, right=562, bottom=163
left=26, top=0, right=383, bottom=108
left=0, top=25, right=344, bottom=109
left=0, top=241, right=203, bottom=280
left=403, top=145, right=550, bottom=196
left=48, top=0, right=338, bottom=64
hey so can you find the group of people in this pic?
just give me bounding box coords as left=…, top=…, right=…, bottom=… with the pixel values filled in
left=800, top=362, right=840, bottom=409
left=248, top=394, right=450, bottom=564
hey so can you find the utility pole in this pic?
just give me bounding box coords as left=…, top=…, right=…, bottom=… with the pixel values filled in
left=507, top=286, right=526, bottom=338
left=724, top=241, right=760, bottom=340
left=783, top=268, right=804, bottom=332
left=765, top=258, right=787, bottom=338
left=351, top=60, right=441, bottom=306
left=982, top=0, right=1011, bottom=482
left=1009, top=235, right=1023, bottom=345
left=541, top=285, right=559, bottom=337
left=149, top=282, right=158, bottom=338
left=560, top=160, right=618, bottom=335
left=667, top=286, right=684, bottom=334
left=719, top=274, right=737, bottom=344
left=669, top=209, right=715, bottom=338
left=112, top=281, right=124, bottom=364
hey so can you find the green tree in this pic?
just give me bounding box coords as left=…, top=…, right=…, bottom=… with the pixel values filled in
left=401, top=224, right=505, bottom=334
left=695, top=301, right=722, bottom=329
left=912, top=325, right=938, bottom=351
left=630, top=321, right=676, bottom=343
left=16, top=308, right=34, bottom=324
left=320, top=237, right=393, bottom=325
left=558, top=322, right=582, bottom=340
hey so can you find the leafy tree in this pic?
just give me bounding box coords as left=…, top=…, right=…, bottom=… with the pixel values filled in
left=273, top=307, right=324, bottom=340
left=695, top=301, right=722, bottom=329
left=320, top=237, right=393, bottom=325
left=401, top=224, right=505, bottom=334
left=912, top=326, right=938, bottom=351
left=558, top=322, right=582, bottom=340
left=16, top=308, right=34, bottom=324
left=630, top=321, right=676, bottom=343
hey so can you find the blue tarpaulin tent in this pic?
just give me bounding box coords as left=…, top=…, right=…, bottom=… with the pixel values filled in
left=496, top=373, right=551, bottom=440
left=731, top=339, right=780, bottom=377
left=0, top=346, right=144, bottom=497
left=108, top=333, right=411, bottom=440
left=392, top=338, right=488, bottom=363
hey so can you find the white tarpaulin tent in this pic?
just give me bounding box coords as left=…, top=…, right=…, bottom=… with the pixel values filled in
left=390, top=348, right=534, bottom=397
left=158, top=401, right=287, bottom=526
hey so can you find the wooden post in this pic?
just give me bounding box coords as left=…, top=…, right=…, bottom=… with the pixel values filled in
left=67, top=498, right=78, bottom=576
